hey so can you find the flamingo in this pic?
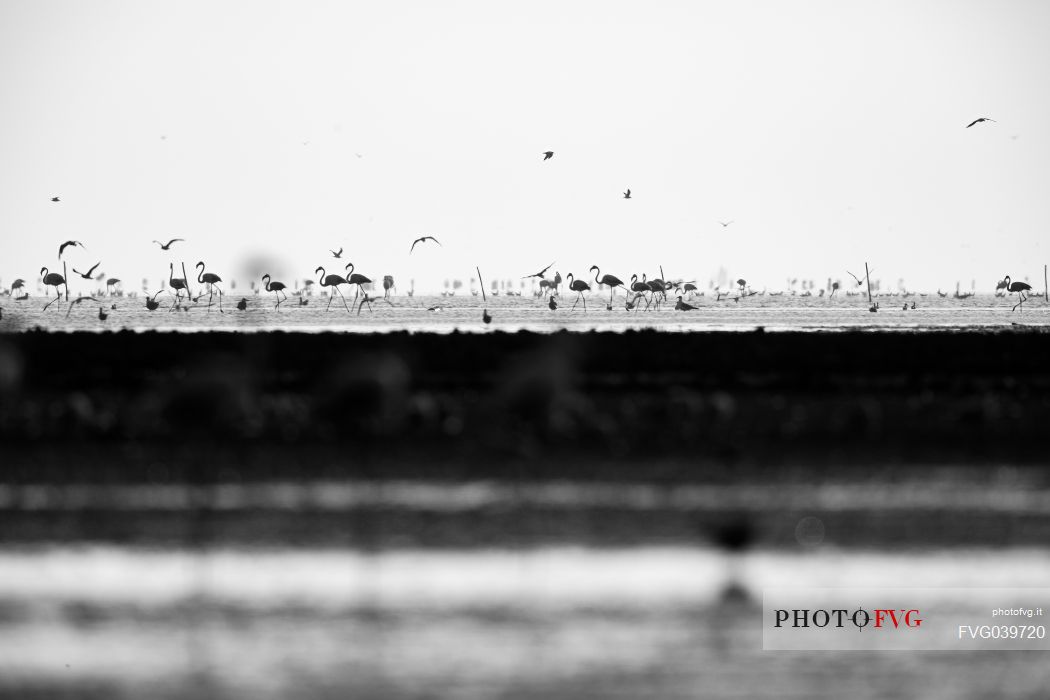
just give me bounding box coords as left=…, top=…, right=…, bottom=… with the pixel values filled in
left=261, top=274, right=288, bottom=310
left=1003, top=275, right=1032, bottom=312
left=168, top=262, right=191, bottom=310
left=195, top=261, right=224, bottom=312
left=629, top=274, right=651, bottom=310
left=10, top=279, right=25, bottom=295
left=314, top=266, right=350, bottom=312
left=106, top=278, right=121, bottom=295
left=39, top=267, right=67, bottom=310
left=590, top=266, right=625, bottom=305
left=344, top=263, right=372, bottom=303
left=565, top=273, right=590, bottom=310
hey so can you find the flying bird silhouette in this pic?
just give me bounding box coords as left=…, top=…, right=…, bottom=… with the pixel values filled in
left=51, top=196, right=60, bottom=202
left=719, top=220, right=734, bottom=227
left=410, top=236, right=441, bottom=253
left=331, top=247, right=343, bottom=258
left=623, top=189, right=632, bottom=199
left=73, top=262, right=101, bottom=280
left=58, top=240, right=83, bottom=258
left=543, top=151, right=554, bottom=160
left=523, top=262, right=555, bottom=279
left=966, top=117, right=995, bottom=128
left=153, top=239, right=184, bottom=250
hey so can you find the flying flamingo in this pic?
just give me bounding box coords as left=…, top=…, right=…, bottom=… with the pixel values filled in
left=590, top=266, right=625, bottom=306
left=39, top=267, right=67, bottom=310
left=194, top=262, right=224, bottom=312
left=261, top=274, right=289, bottom=310
left=1003, top=275, right=1033, bottom=312
left=565, top=273, right=590, bottom=310
left=314, top=266, right=351, bottom=312
left=344, top=263, right=372, bottom=302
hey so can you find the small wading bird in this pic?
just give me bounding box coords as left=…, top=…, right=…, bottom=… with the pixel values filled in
left=40, top=267, right=67, bottom=310
left=153, top=238, right=184, bottom=250
left=261, top=274, right=288, bottom=310
left=675, top=295, right=698, bottom=311
left=523, top=262, right=555, bottom=279
left=98, top=306, right=108, bottom=321
left=542, top=151, right=554, bottom=160
left=410, top=236, right=441, bottom=253
left=623, top=188, right=631, bottom=199
left=145, top=290, right=164, bottom=311
left=1003, top=275, right=1032, bottom=312
left=314, top=266, right=351, bottom=312
left=58, top=240, right=83, bottom=258
left=548, top=295, right=557, bottom=310
left=195, top=261, right=224, bottom=312
left=565, top=273, right=591, bottom=310
left=331, top=247, right=343, bottom=258
left=236, top=298, right=248, bottom=311
left=73, top=262, right=101, bottom=280
left=966, top=117, right=995, bottom=128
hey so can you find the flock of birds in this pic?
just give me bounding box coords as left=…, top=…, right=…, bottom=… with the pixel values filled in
left=2, top=116, right=1039, bottom=324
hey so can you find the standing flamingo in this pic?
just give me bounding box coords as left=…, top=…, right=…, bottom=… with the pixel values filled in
left=344, top=263, right=372, bottom=302
left=314, top=266, right=350, bottom=312
left=1003, top=275, right=1033, bottom=312
left=39, top=267, right=67, bottom=310
left=168, top=262, right=191, bottom=310
left=195, top=261, right=224, bottom=312
left=629, top=274, right=652, bottom=310
left=590, top=266, right=625, bottom=306
left=565, top=273, right=590, bottom=310
left=261, top=274, right=289, bottom=310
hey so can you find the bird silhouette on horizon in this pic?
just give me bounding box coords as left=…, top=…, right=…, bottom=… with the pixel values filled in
left=523, top=262, right=555, bottom=279
left=966, top=117, right=995, bottom=128
left=410, top=236, right=441, bottom=253
left=73, top=262, right=101, bottom=280
left=153, top=239, right=184, bottom=250
left=58, top=240, right=83, bottom=258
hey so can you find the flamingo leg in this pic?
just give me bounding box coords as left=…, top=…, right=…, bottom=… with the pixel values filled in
left=337, top=287, right=350, bottom=312
left=325, top=290, right=334, bottom=311
left=216, top=285, right=224, bottom=313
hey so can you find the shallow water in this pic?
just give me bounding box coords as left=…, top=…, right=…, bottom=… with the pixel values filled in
left=1, top=545, right=1048, bottom=698
left=2, top=292, right=1047, bottom=333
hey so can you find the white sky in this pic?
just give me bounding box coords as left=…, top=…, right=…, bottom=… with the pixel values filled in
left=2, top=0, right=1049, bottom=294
